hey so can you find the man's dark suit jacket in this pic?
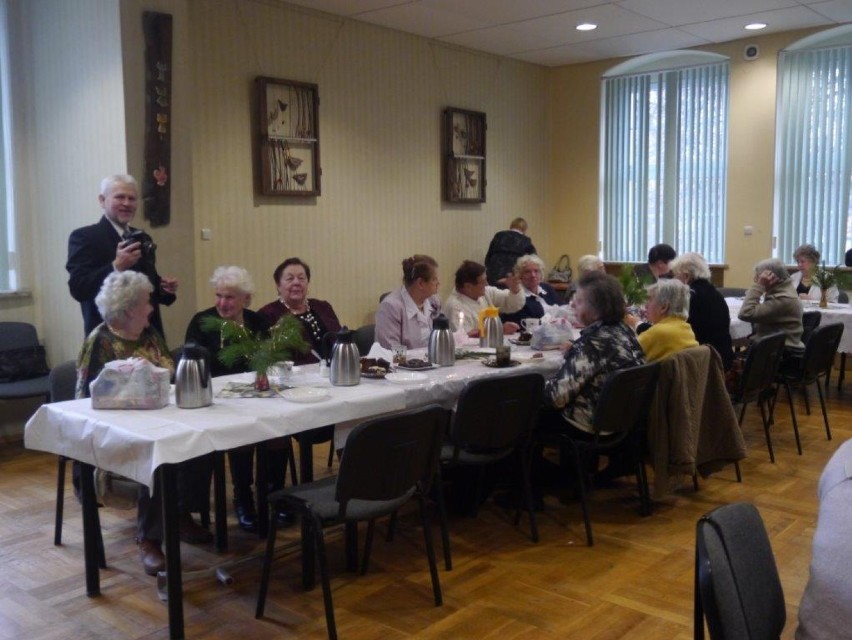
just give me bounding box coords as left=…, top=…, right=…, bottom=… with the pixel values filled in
left=66, top=215, right=175, bottom=338
left=485, top=230, right=536, bottom=286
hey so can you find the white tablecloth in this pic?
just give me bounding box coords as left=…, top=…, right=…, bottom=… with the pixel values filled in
left=25, top=347, right=562, bottom=489
left=726, top=298, right=852, bottom=353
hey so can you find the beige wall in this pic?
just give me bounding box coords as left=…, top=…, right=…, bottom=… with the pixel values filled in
left=548, top=27, right=824, bottom=288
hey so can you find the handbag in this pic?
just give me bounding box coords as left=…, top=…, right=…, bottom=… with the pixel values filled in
left=547, top=254, right=573, bottom=283
left=0, top=345, right=50, bottom=383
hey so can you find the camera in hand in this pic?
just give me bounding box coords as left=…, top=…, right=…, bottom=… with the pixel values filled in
left=123, top=229, right=157, bottom=259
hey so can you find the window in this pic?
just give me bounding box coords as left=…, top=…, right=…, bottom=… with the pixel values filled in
left=0, top=0, right=16, bottom=291
left=600, top=52, right=729, bottom=264
left=774, top=26, right=852, bottom=266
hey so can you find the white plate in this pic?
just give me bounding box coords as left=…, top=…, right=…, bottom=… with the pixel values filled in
left=385, top=371, right=429, bottom=385
left=278, top=387, right=330, bottom=403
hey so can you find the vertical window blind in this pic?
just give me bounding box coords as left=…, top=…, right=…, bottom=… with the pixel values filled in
left=600, top=61, right=729, bottom=263
left=0, top=0, right=15, bottom=291
left=774, top=45, right=852, bottom=266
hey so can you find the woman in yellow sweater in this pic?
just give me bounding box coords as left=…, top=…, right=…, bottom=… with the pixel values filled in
left=637, top=279, right=698, bottom=361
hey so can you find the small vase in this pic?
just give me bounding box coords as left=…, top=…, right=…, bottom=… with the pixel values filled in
left=254, top=371, right=270, bottom=391
left=820, top=290, right=828, bottom=309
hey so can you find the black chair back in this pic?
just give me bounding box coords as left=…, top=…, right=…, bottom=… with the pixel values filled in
left=0, top=321, right=40, bottom=351
left=801, top=311, right=821, bottom=344
left=335, top=405, right=446, bottom=514
left=352, top=324, right=375, bottom=357
left=448, top=373, right=544, bottom=457
left=735, top=332, right=786, bottom=404
left=801, top=323, right=844, bottom=381
left=48, top=360, right=78, bottom=402
left=590, top=362, right=661, bottom=445
left=695, top=502, right=785, bottom=640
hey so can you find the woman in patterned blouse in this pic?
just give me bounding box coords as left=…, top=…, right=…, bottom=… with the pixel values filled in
left=542, top=271, right=645, bottom=436
left=76, top=271, right=212, bottom=577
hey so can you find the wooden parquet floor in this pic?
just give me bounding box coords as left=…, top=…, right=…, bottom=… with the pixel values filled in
left=1, top=385, right=850, bottom=639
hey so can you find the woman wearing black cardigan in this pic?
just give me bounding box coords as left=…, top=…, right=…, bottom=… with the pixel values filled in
left=669, top=252, right=734, bottom=370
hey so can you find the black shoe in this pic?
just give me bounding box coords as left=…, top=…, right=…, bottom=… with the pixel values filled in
left=234, top=500, right=258, bottom=532
left=275, top=508, right=296, bottom=526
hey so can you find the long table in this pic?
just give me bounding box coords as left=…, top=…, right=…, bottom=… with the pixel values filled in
left=25, top=347, right=562, bottom=639
left=726, top=297, right=852, bottom=352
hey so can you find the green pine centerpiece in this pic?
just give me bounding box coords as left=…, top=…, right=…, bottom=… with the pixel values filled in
left=199, top=314, right=309, bottom=386
left=618, top=264, right=652, bottom=307
left=812, top=262, right=836, bottom=308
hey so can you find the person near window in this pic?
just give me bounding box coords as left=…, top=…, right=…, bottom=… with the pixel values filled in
left=257, top=257, right=342, bottom=363
left=636, top=279, right=699, bottom=362
left=484, top=217, right=537, bottom=286
left=669, top=252, right=734, bottom=370
left=444, top=260, right=524, bottom=335
left=185, top=266, right=293, bottom=533
left=76, top=271, right=211, bottom=577
left=791, top=244, right=839, bottom=302
left=634, top=243, right=677, bottom=283
left=500, top=254, right=562, bottom=325
left=375, top=255, right=441, bottom=349
left=67, top=174, right=178, bottom=339
left=738, top=258, right=805, bottom=354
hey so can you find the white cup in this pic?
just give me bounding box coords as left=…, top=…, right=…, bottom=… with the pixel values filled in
left=521, top=318, right=541, bottom=332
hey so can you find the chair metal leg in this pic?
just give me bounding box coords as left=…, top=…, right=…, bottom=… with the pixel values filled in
left=433, top=467, right=452, bottom=570
left=637, top=458, right=653, bottom=516
left=572, top=446, right=594, bottom=547
left=783, top=383, right=804, bottom=455
left=360, top=520, right=375, bottom=576
left=518, top=449, right=539, bottom=542
left=836, top=353, right=846, bottom=391
left=816, top=377, right=832, bottom=440
left=255, top=502, right=281, bottom=618
left=327, top=440, right=335, bottom=469
left=417, top=495, right=443, bottom=607
left=734, top=461, right=742, bottom=483
left=312, top=514, right=338, bottom=640
left=287, top=438, right=299, bottom=486
left=54, top=456, right=67, bottom=546
left=759, top=397, right=776, bottom=463
left=802, top=387, right=811, bottom=415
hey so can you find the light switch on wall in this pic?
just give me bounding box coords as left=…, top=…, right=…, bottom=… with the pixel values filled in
left=744, top=225, right=753, bottom=236
left=201, top=228, right=212, bottom=240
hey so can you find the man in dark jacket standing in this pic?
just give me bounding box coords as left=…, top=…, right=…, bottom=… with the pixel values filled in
left=485, top=217, right=536, bottom=286
left=66, top=174, right=177, bottom=338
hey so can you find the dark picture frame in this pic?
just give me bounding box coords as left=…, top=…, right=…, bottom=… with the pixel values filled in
left=256, top=76, right=320, bottom=196
left=443, top=107, right=486, bottom=203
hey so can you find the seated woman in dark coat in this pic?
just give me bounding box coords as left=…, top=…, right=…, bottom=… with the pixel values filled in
left=77, top=271, right=212, bottom=577
left=185, top=266, right=290, bottom=532
left=669, top=252, right=734, bottom=370
left=257, top=257, right=342, bottom=364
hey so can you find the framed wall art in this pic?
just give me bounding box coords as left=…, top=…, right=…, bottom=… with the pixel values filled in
left=256, top=76, right=320, bottom=196
left=443, top=107, right=486, bottom=203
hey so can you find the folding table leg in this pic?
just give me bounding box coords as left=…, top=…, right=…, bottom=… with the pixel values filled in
left=159, top=464, right=185, bottom=640
left=79, top=462, right=101, bottom=597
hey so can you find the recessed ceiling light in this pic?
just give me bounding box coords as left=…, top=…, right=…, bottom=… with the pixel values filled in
left=745, top=22, right=767, bottom=31
left=576, top=23, right=597, bottom=32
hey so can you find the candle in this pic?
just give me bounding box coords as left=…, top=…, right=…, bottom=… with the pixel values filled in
left=458, top=311, right=464, bottom=331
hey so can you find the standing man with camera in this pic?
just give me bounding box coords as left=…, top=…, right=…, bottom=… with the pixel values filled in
left=67, top=174, right=178, bottom=338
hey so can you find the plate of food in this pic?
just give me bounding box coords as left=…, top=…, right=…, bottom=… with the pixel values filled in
left=385, top=371, right=429, bottom=385
left=360, top=357, right=392, bottom=379
left=482, top=359, right=522, bottom=368
left=279, top=387, right=330, bottom=403
left=396, top=358, right=436, bottom=371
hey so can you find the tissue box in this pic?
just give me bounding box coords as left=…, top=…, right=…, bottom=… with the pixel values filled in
left=90, top=357, right=170, bottom=410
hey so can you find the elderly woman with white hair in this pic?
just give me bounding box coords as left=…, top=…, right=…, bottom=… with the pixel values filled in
left=76, top=271, right=212, bottom=577
left=791, top=243, right=839, bottom=302
left=637, top=279, right=699, bottom=362
left=738, top=258, right=804, bottom=350
left=500, top=254, right=563, bottom=325
left=185, top=266, right=295, bottom=533
left=669, top=252, right=734, bottom=370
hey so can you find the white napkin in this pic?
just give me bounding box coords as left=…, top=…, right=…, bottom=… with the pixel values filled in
left=366, top=343, right=395, bottom=362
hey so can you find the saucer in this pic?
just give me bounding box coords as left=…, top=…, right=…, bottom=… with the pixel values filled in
left=385, top=372, right=429, bottom=385
left=483, top=359, right=522, bottom=368
left=279, top=387, right=330, bottom=403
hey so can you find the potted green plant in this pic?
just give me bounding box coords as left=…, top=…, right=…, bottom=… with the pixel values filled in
left=812, top=262, right=836, bottom=309
left=618, top=264, right=652, bottom=308
left=199, top=314, right=309, bottom=390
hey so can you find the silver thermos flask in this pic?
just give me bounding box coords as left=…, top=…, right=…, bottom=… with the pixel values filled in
left=322, top=328, right=361, bottom=386
left=480, top=314, right=504, bottom=348
left=428, top=314, right=456, bottom=366
left=175, top=343, right=213, bottom=409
